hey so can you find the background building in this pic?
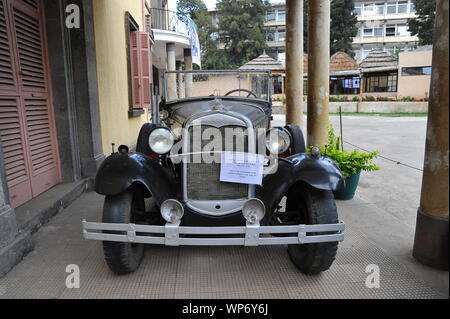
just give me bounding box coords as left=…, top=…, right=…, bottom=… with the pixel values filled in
left=264, top=2, right=286, bottom=62
left=210, top=0, right=419, bottom=62
left=353, top=0, right=419, bottom=61
left=397, top=45, right=432, bottom=99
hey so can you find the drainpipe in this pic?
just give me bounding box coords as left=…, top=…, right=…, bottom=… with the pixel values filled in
left=285, top=0, right=304, bottom=128
left=307, top=0, right=330, bottom=147
left=184, top=48, right=193, bottom=98
left=412, top=0, right=449, bottom=270
left=166, top=43, right=177, bottom=100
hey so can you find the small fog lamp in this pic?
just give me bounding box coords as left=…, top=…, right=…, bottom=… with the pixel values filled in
left=242, top=198, right=266, bottom=224
left=160, top=199, right=184, bottom=223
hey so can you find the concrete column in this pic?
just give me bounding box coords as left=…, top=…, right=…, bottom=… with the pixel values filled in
left=176, top=61, right=185, bottom=99
left=184, top=49, right=193, bottom=98
left=412, top=0, right=449, bottom=270
left=307, top=0, right=330, bottom=147
left=285, top=0, right=304, bottom=127
left=166, top=43, right=177, bottom=100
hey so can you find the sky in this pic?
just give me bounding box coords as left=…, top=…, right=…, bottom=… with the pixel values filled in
left=168, top=0, right=285, bottom=10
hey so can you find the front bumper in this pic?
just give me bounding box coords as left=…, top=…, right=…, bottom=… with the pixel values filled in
left=81, top=220, right=345, bottom=247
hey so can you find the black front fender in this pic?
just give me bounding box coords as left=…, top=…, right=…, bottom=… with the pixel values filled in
left=95, top=152, right=178, bottom=204
left=258, top=153, right=345, bottom=214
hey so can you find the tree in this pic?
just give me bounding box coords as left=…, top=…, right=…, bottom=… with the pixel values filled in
left=408, top=0, right=436, bottom=46
left=330, top=0, right=358, bottom=57
left=216, top=0, right=269, bottom=69
left=177, top=0, right=207, bottom=21
left=177, top=0, right=209, bottom=46
left=304, top=0, right=358, bottom=57
left=177, top=0, right=227, bottom=69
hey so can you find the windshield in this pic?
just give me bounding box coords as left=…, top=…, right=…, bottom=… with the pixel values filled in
left=163, top=70, right=272, bottom=102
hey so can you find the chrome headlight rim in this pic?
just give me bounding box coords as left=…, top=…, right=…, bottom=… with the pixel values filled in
left=148, top=127, right=175, bottom=155
left=265, top=127, right=291, bottom=155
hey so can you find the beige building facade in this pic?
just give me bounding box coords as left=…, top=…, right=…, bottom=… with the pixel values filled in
left=397, top=47, right=433, bottom=99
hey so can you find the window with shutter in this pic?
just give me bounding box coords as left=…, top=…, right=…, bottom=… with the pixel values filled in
left=130, top=30, right=152, bottom=109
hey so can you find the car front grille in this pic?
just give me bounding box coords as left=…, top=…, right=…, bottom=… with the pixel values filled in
left=185, top=125, right=249, bottom=201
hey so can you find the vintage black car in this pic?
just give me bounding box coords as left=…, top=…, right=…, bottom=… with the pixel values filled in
left=82, top=70, right=345, bottom=275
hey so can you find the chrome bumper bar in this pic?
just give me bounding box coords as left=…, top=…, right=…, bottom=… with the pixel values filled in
left=82, top=220, right=345, bottom=247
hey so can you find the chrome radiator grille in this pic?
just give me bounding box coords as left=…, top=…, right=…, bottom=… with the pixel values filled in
left=185, top=125, right=249, bottom=201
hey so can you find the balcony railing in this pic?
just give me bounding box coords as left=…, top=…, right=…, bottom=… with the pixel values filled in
left=149, top=8, right=194, bottom=38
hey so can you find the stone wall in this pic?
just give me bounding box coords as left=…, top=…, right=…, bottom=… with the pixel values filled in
left=272, top=102, right=428, bottom=114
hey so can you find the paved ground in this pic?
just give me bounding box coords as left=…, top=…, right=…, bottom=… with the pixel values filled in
left=0, top=115, right=448, bottom=299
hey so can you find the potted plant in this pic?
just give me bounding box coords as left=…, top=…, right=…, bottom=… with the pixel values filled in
left=311, top=125, right=380, bottom=200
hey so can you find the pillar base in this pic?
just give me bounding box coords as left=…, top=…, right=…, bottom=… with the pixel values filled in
left=0, top=205, right=18, bottom=249
left=413, top=208, right=449, bottom=270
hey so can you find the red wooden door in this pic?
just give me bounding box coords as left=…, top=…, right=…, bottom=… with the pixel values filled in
left=0, top=0, right=60, bottom=208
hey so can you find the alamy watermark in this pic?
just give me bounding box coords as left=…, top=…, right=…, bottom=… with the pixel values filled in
left=169, top=121, right=283, bottom=174
left=65, top=264, right=80, bottom=289
left=65, top=4, right=80, bottom=29
left=365, top=264, right=380, bottom=289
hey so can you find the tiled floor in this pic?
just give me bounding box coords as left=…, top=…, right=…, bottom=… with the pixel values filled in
left=0, top=191, right=446, bottom=299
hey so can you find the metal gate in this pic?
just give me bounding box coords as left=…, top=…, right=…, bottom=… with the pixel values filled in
left=0, top=0, right=60, bottom=208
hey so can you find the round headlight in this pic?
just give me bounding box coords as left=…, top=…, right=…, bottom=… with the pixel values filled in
left=159, top=110, right=169, bottom=121
left=148, top=128, right=175, bottom=154
left=265, top=128, right=291, bottom=155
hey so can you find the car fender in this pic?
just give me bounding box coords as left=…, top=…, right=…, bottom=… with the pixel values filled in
left=95, top=152, right=177, bottom=204
left=258, top=153, right=345, bottom=214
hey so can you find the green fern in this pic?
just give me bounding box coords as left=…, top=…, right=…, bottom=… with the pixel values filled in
left=309, top=124, right=380, bottom=179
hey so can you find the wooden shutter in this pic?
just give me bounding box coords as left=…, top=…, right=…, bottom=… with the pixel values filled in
left=130, top=31, right=141, bottom=108
left=130, top=30, right=152, bottom=109
left=23, top=95, right=59, bottom=194
left=12, top=2, right=46, bottom=92
left=0, top=0, right=60, bottom=208
left=0, top=0, right=17, bottom=92
left=140, top=32, right=151, bottom=108
left=0, top=96, right=33, bottom=206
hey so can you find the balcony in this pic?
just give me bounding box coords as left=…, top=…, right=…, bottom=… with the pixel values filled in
left=149, top=8, right=194, bottom=69
left=149, top=8, right=193, bottom=48
left=357, top=12, right=417, bottom=22
left=353, top=35, right=419, bottom=45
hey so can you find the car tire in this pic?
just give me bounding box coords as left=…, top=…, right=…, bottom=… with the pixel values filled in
left=136, top=123, right=157, bottom=155
left=286, top=182, right=339, bottom=275
left=285, top=124, right=306, bottom=154
left=102, top=189, right=145, bottom=275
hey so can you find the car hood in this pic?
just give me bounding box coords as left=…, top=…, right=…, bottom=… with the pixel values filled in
left=164, top=97, right=271, bottom=129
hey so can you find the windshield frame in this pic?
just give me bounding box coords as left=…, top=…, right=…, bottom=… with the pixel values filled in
left=162, top=70, right=273, bottom=103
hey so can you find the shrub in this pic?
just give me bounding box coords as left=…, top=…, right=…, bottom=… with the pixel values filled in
left=309, top=124, right=380, bottom=179
left=363, top=95, right=376, bottom=102
left=401, top=96, right=414, bottom=102
left=352, top=96, right=360, bottom=102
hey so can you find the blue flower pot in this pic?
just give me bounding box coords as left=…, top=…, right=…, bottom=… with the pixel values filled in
left=333, top=170, right=361, bottom=200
